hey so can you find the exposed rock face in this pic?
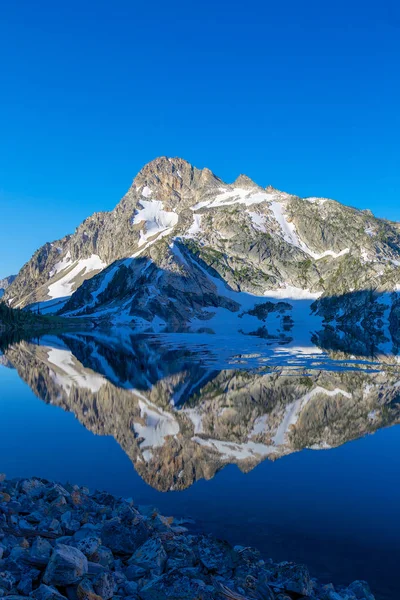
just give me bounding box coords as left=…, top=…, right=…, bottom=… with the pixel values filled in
left=4, top=158, right=400, bottom=333
left=0, top=274, right=16, bottom=298
left=4, top=333, right=400, bottom=493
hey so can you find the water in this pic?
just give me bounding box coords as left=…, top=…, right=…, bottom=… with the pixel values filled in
left=1, top=329, right=400, bottom=599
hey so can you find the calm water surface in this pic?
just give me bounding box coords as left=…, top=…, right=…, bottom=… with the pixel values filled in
left=0, top=330, right=399, bottom=600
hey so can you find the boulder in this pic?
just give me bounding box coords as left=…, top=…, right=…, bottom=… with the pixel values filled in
left=71, top=529, right=101, bottom=559
left=30, top=537, right=53, bottom=565
left=197, top=536, right=235, bottom=574
left=101, top=518, right=148, bottom=555
left=129, top=538, right=167, bottom=576
left=139, top=572, right=214, bottom=600
left=92, top=571, right=116, bottom=600
left=31, top=585, right=68, bottom=600
left=266, top=561, right=312, bottom=596
left=43, top=545, right=88, bottom=587
left=346, top=580, right=375, bottom=600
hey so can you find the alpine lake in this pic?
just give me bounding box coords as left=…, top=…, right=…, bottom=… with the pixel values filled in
left=1, top=327, right=399, bottom=600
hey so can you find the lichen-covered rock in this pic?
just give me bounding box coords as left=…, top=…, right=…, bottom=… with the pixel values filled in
left=92, top=571, right=116, bottom=600
left=129, top=538, right=167, bottom=576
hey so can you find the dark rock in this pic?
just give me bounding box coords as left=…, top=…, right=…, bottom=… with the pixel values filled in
left=91, top=546, right=114, bottom=569
left=124, top=564, right=146, bottom=581
left=139, top=571, right=215, bottom=600
left=197, top=536, right=235, bottom=574
left=60, top=513, right=80, bottom=537
left=43, top=545, right=88, bottom=586
left=30, top=538, right=53, bottom=565
left=124, top=581, right=138, bottom=595
left=129, top=538, right=166, bottom=576
left=71, top=529, right=101, bottom=559
left=92, top=571, right=116, bottom=600
left=346, top=580, right=375, bottom=600
left=0, top=571, right=17, bottom=592
left=75, top=578, right=101, bottom=600
left=266, top=561, right=312, bottom=596
left=20, top=480, right=45, bottom=499
left=101, top=518, right=148, bottom=555
left=31, top=588, right=68, bottom=600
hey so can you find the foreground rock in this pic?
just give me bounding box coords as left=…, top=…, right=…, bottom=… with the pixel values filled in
left=0, top=475, right=375, bottom=600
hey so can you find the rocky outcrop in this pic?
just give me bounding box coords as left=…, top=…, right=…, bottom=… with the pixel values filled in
left=0, top=474, right=376, bottom=600
left=0, top=275, right=16, bottom=298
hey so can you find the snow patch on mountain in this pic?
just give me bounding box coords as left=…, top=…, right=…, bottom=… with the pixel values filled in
left=187, top=214, right=203, bottom=236
left=49, top=251, right=73, bottom=277
left=132, top=200, right=179, bottom=247
left=47, top=347, right=106, bottom=393
left=273, top=386, right=352, bottom=446
left=142, top=186, right=153, bottom=198
left=192, top=436, right=277, bottom=461
left=135, top=399, right=180, bottom=460
left=48, top=255, right=107, bottom=299
left=193, top=187, right=283, bottom=210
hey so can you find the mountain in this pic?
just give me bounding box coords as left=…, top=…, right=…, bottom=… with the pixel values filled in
left=0, top=274, right=16, bottom=298
left=4, top=157, right=400, bottom=335
left=4, top=332, right=400, bottom=492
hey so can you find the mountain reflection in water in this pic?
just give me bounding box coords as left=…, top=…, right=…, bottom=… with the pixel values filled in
left=2, top=329, right=400, bottom=492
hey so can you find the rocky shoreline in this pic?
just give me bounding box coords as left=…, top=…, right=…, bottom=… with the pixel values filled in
left=0, top=475, right=374, bottom=600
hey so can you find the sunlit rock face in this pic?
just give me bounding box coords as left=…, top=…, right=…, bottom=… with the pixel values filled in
left=4, top=331, right=400, bottom=492
left=4, top=157, right=400, bottom=338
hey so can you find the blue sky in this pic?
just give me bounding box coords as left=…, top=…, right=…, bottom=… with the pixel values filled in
left=0, top=0, right=399, bottom=278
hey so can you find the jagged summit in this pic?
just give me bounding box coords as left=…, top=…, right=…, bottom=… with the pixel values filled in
left=233, top=174, right=259, bottom=189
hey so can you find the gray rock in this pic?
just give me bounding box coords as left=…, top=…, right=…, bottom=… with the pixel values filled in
left=346, top=580, right=375, bottom=600
left=129, top=538, right=167, bottom=576
left=0, top=572, right=16, bottom=592
left=197, top=536, right=235, bottom=574
left=139, top=572, right=214, bottom=600
left=43, top=544, right=88, bottom=586
left=20, top=479, right=45, bottom=499
left=267, top=561, right=312, bottom=596
left=31, top=585, right=68, bottom=600
left=71, top=529, right=101, bottom=558
left=30, top=537, right=53, bottom=565
left=92, top=546, right=114, bottom=569
left=124, top=581, right=138, bottom=595
left=124, top=564, right=146, bottom=581
left=101, top=518, right=148, bottom=555
left=61, top=512, right=81, bottom=536
left=92, top=571, right=116, bottom=600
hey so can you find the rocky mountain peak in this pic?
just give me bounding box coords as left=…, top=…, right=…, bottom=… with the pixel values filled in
left=233, top=174, right=259, bottom=189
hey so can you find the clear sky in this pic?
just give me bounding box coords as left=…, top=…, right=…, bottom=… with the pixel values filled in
left=0, top=0, right=399, bottom=278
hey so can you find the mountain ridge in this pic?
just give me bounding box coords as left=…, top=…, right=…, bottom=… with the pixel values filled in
left=3, top=157, right=400, bottom=337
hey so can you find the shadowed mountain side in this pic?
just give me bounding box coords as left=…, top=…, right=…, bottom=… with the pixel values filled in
left=3, top=333, right=400, bottom=492
left=13, top=240, right=398, bottom=359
